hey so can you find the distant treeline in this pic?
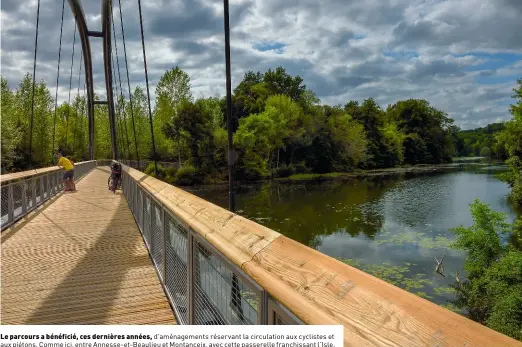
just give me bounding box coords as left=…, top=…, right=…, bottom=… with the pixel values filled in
left=456, top=122, right=507, bottom=158
left=1, top=71, right=520, bottom=201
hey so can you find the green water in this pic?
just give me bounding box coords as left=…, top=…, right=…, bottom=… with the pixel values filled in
left=186, top=165, right=520, bottom=309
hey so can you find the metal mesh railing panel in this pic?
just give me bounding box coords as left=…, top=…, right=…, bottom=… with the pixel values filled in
left=34, top=176, right=41, bottom=205
left=1, top=161, right=97, bottom=230
left=151, top=200, right=164, bottom=273
left=25, top=179, right=34, bottom=211
left=12, top=181, right=24, bottom=220
left=43, top=175, right=49, bottom=200
left=136, top=187, right=143, bottom=232
left=164, top=212, right=189, bottom=324
left=193, top=240, right=259, bottom=325
left=143, top=195, right=152, bottom=247
left=1, top=185, right=8, bottom=226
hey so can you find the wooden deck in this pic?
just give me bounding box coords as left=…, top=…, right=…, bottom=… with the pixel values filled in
left=0, top=167, right=176, bottom=324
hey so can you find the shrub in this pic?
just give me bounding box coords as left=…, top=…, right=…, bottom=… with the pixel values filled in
left=294, top=162, right=307, bottom=174
left=164, top=175, right=176, bottom=185
left=450, top=199, right=522, bottom=341
left=165, top=166, right=178, bottom=177
left=273, top=163, right=296, bottom=178
left=174, top=165, right=200, bottom=186
left=144, top=162, right=166, bottom=179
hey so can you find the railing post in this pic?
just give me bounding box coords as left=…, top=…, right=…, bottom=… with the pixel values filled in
left=187, top=229, right=195, bottom=324
left=7, top=184, right=14, bottom=224
left=260, top=290, right=268, bottom=325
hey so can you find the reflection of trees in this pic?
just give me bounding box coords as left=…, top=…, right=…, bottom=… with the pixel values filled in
left=232, top=178, right=399, bottom=247
left=188, top=177, right=403, bottom=248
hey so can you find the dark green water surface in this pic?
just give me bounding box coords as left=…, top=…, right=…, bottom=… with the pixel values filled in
left=185, top=165, right=520, bottom=310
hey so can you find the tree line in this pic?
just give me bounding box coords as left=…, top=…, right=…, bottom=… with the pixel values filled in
left=456, top=122, right=506, bottom=158
left=1, top=69, right=520, bottom=203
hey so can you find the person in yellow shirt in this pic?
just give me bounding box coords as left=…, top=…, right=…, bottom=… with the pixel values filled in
left=57, top=152, right=76, bottom=191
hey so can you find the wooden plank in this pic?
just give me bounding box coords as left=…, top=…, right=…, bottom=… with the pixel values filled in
left=243, top=236, right=522, bottom=347
left=1, top=167, right=176, bottom=325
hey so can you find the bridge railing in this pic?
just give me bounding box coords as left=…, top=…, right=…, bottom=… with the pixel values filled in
left=0, top=160, right=97, bottom=230
left=117, top=159, right=180, bottom=171
left=116, top=161, right=520, bottom=347
left=118, top=161, right=299, bottom=325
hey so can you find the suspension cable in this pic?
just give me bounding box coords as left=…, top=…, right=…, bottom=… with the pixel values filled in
left=72, top=53, right=83, bottom=154
left=137, top=0, right=158, bottom=175
left=111, top=3, right=131, bottom=161
left=28, top=0, right=41, bottom=168
left=65, top=24, right=77, bottom=151
left=51, top=0, right=65, bottom=164
left=117, top=0, right=140, bottom=168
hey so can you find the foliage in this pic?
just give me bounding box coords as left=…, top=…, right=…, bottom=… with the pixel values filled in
left=144, top=162, right=166, bottom=179
left=174, top=165, right=199, bottom=186
left=2, top=68, right=520, bottom=199
left=1, top=77, right=23, bottom=172
left=456, top=123, right=506, bottom=158
left=1, top=73, right=94, bottom=171
left=386, top=99, right=455, bottom=164
left=450, top=199, right=522, bottom=340
left=154, top=66, right=192, bottom=162
left=496, top=79, right=522, bottom=206
left=479, top=146, right=491, bottom=157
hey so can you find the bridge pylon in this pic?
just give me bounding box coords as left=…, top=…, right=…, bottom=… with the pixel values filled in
left=68, top=0, right=118, bottom=160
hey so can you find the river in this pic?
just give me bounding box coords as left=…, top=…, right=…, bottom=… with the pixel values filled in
left=185, top=164, right=520, bottom=311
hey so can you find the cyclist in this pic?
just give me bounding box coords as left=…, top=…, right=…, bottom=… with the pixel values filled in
left=57, top=152, right=76, bottom=192
left=109, top=162, right=122, bottom=191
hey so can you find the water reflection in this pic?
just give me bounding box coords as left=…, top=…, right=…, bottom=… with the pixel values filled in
left=187, top=168, right=520, bottom=306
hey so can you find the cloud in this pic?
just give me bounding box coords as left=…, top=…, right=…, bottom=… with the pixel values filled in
left=1, top=0, right=521, bottom=129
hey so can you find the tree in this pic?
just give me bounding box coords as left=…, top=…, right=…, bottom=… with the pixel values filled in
left=450, top=199, right=522, bottom=341
left=155, top=66, right=192, bottom=163
left=480, top=146, right=491, bottom=158
left=263, top=66, right=306, bottom=102
left=234, top=111, right=276, bottom=179
left=386, top=99, right=454, bottom=164
left=379, top=121, right=406, bottom=166
left=1, top=77, right=22, bottom=172
left=307, top=106, right=368, bottom=172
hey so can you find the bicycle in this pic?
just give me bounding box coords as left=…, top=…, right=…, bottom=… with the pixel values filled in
left=108, top=163, right=122, bottom=193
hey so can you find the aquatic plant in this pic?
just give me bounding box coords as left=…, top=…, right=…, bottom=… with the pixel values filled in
left=374, top=231, right=453, bottom=249
left=339, top=259, right=432, bottom=294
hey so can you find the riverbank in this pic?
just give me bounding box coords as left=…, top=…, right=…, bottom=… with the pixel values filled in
left=274, top=163, right=465, bottom=183
left=177, top=163, right=467, bottom=187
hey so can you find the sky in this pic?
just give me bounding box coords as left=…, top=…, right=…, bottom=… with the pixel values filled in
left=1, top=0, right=521, bottom=130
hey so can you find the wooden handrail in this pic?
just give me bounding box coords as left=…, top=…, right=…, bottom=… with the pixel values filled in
left=122, top=162, right=521, bottom=347
left=0, top=160, right=96, bottom=184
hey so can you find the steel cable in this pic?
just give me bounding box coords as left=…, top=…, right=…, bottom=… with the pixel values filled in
left=51, top=0, right=66, bottom=164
